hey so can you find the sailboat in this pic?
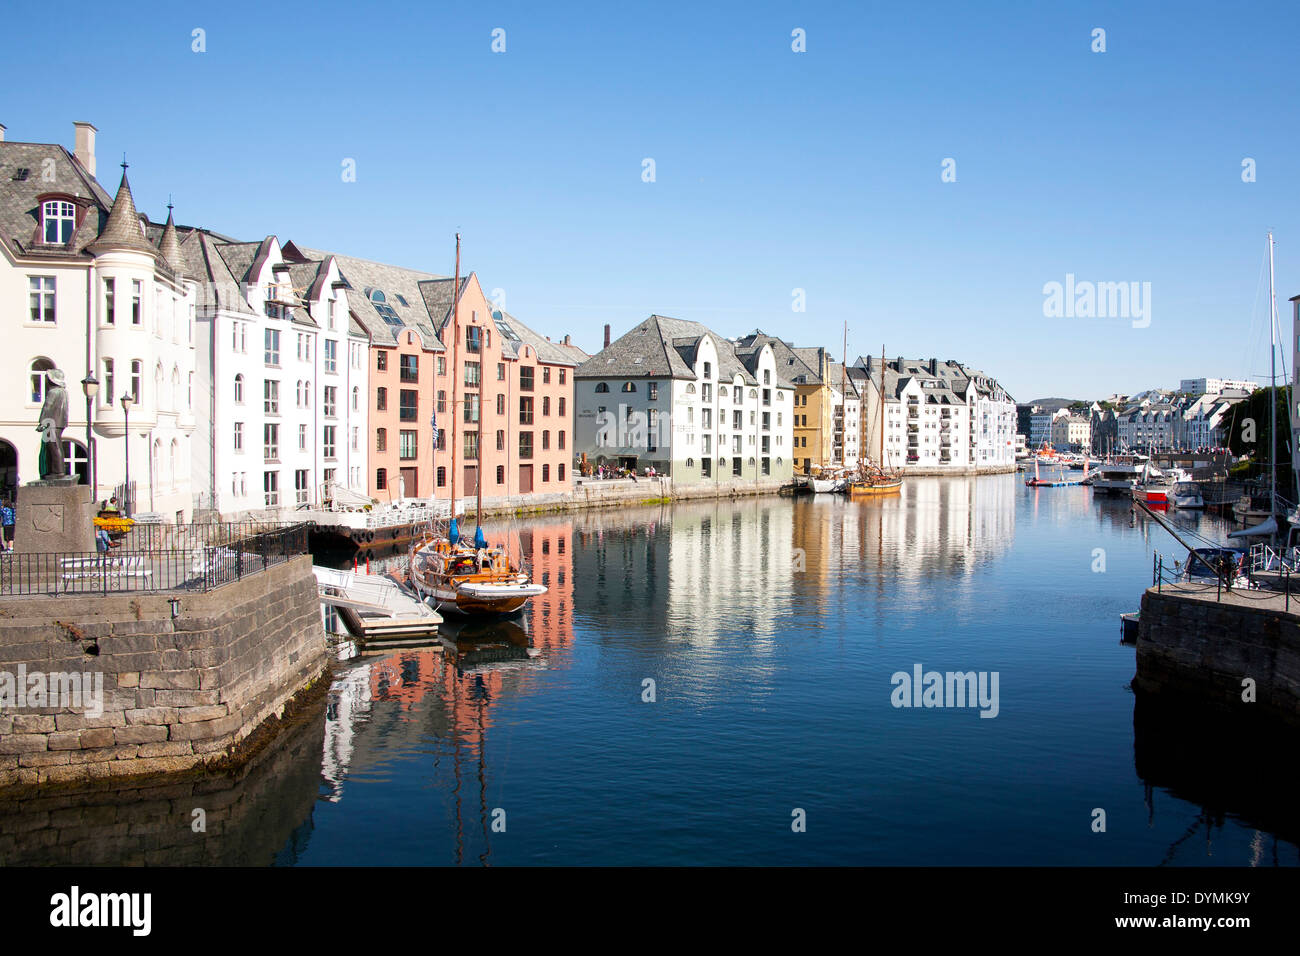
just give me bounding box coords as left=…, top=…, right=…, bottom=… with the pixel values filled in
left=1229, top=232, right=1293, bottom=546
left=849, top=345, right=903, bottom=496
left=407, top=235, right=548, bottom=616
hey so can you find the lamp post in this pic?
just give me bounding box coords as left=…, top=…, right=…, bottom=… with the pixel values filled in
left=81, top=373, right=98, bottom=502
left=120, top=394, right=134, bottom=516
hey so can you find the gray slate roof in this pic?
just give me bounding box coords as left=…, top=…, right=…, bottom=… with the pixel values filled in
left=580, top=315, right=774, bottom=385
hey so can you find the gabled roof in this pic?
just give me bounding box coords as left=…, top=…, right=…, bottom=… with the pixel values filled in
left=578, top=315, right=762, bottom=383
left=735, top=331, right=818, bottom=386
left=299, top=246, right=446, bottom=349
left=493, top=310, right=583, bottom=367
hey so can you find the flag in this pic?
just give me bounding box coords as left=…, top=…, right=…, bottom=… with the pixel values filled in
left=431, top=409, right=439, bottom=446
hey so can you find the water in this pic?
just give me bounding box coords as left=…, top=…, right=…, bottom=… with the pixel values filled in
left=3, top=473, right=1298, bottom=866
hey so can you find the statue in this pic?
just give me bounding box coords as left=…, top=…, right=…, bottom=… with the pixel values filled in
left=36, top=368, right=69, bottom=479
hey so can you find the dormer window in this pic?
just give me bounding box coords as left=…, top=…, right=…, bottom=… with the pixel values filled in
left=42, top=200, right=75, bottom=244
left=703, top=361, right=712, bottom=380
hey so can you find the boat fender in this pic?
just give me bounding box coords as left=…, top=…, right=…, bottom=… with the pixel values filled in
left=366, top=530, right=374, bottom=542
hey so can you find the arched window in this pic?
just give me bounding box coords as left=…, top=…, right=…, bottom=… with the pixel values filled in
left=595, top=382, right=610, bottom=393
left=719, top=386, right=727, bottom=398
left=749, top=389, right=758, bottom=399
left=685, top=383, right=696, bottom=394
left=304, top=381, right=311, bottom=407
left=621, top=382, right=636, bottom=393
left=42, top=199, right=76, bottom=244
left=296, top=380, right=303, bottom=407
left=686, top=458, right=694, bottom=467
left=28, top=357, right=54, bottom=404
left=170, top=439, right=178, bottom=487
left=234, top=374, right=244, bottom=403
left=171, top=366, right=180, bottom=411
left=352, top=386, right=359, bottom=411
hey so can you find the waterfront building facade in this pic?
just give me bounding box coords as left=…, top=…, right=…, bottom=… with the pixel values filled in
left=1179, top=377, right=1256, bottom=396
left=1051, top=414, right=1091, bottom=453
left=0, top=122, right=198, bottom=516
left=189, top=235, right=369, bottom=517
left=853, top=356, right=1016, bottom=473
left=576, top=316, right=795, bottom=483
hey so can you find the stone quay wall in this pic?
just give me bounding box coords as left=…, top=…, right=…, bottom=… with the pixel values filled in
left=0, top=555, right=328, bottom=790
left=1135, top=585, right=1300, bottom=725
left=475, top=476, right=791, bottom=517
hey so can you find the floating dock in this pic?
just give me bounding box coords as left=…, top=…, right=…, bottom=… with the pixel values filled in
left=314, top=566, right=443, bottom=644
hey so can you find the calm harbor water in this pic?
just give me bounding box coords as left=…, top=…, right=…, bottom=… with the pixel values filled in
left=3, top=472, right=1298, bottom=866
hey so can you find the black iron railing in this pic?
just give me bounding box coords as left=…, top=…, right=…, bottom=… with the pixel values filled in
left=0, top=524, right=309, bottom=596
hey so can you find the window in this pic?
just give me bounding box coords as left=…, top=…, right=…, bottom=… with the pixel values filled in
left=323, top=426, right=337, bottom=459
left=131, top=281, right=142, bottom=325
left=497, top=362, right=505, bottom=381
left=436, top=390, right=446, bottom=414
left=559, top=430, right=566, bottom=449
left=437, top=467, right=446, bottom=487
left=542, top=464, right=550, bottom=482
left=324, top=340, right=338, bottom=373
left=543, top=367, right=551, bottom=384
left=328, top=297, right=338, bottom=330
left=595, top=382, right=609, bottom=393
left=543, top=396, right=551, bottom=416
left=28, top=358, right=54, bottom=404
left=102, top=358, right=114, bottom=407
left=496, top=465, right=505, bottom=484
left=496, top=393, right=505, bottom=415
left=376, top=468, right=387, bottom=490
left=376, top=428, right=387, bottom=452
left=399, top=389, right=418, bottom=421
left=496, top=429, right=505, bottom=451
left=542, top=430, right=550, bottom=450
left=464, top=431, right=479, bottom=460
left=377, top=387, right=387, bottom=411
left=763, top=412, right=770, bottom=430
left=733, top=457, right=742, bottom=476
left=466, top=326, right=481, bottom=352
left=264, top=424, right=279, bottom=461
left=464, top=393, right=479, bottom=423
left=299, top=424, right=307, bottom=450
left=519, top=432, right=533, bottom=459
left=264, top=379, right=279, bottom=414
left=352, top=386, right=359, bottom=411
left=264, top=471, right=279, bottom=506
left=733, top=410, right=742, bottom=430
left=648, top=382, right=658, bottom=401
left=351, top=427, right=359, bottom=451
left=764, top=370, right=771, bottom=385
left=130, top=360, right=142, bottom=403
left=295, top=470, right=310, bottom=506
left=103, top=278, right=116, bottom=325
left=464, top=361, right=480, bottom=387
left=558, top=463, right=566, bottom=482
left=233, top=422, right=244, bottom=451
left=702, top=408, right=712, bottom=429
left=400, top=354, right=418, bottom=382
left=324, top=386, right=337, bottom=417
left=520, top=396, right=534, bottom=424
left=703, top=361, right=712, bottom=380
left=42, top=200, right=75, bottom=244
left=560, top=369, right=566, bottom=385
left=520, top=366, right=534, bottom=391
left=400, top=430, right=418, bottom=460
left=234, top=374, right=244, bottom=403
left=264, top=329, right=280, bottom=365
left=28, top=277, right=55, bottom=323
left=377, top=351, right=388, bottom=371
left=702, top=383, right=712, bottom=402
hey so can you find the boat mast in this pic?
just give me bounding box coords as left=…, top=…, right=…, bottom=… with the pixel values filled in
left=880, top=344, right=887, bottom=472
left=839, top=321, right=847, bottom=467
left=449, top=233, right=461, bottom=541
left=1269, top=230, right=1277, bottom=513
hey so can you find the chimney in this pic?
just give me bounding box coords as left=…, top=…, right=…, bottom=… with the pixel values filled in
left=563, top=334, right=571, bottom=346
left=73, top=122, right=97, bottom=176
left=929, top=358, right=939, bottom=375
left=0, top=124, right=6, bottom=143
left=604, top=324, right=611, bottom=348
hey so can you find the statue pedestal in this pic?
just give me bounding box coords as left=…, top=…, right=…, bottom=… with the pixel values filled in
left=14, top=481, right=96, bottom=555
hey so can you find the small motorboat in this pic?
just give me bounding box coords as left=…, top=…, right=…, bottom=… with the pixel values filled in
left=1169, top=480, right=1204, bottom=509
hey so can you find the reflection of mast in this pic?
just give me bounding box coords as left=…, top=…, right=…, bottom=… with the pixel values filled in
left=477, top=679, right=491, bottom=866
left=450, top=650, right=464, bottom=865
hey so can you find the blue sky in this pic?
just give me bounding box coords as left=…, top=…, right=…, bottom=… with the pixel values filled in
left=3, top=0, right=1298, bottom=400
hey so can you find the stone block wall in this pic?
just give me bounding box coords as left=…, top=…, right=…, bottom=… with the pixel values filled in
left=1135, top=587, right=1300, bottom=725
left=0, top=555, right=328, bottom=790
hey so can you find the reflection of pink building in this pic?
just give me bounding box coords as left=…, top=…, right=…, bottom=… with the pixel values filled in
left=307, top=249, right=586, bottom=501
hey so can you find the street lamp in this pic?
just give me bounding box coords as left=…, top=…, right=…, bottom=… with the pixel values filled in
left=120, top=394, right=134, bottom=516
left=81, top=373, right=98, bottom=502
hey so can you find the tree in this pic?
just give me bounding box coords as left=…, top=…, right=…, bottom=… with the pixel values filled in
left=1225, top=386, right=1294, bottom=490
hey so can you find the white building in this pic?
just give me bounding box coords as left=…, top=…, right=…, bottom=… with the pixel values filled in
left=575, top=315, right=795, bottom=484
left=187, top=233, right=369, bottom=517
left=1051, top=414, right=1091, bottom=452
left=1179, top=377, right=1256, bottom=395
left=828, top=361, right=861, bottom=466
left=854, top=356, right=1016, bottom=474
left=0, top=122, right=198, bottom=519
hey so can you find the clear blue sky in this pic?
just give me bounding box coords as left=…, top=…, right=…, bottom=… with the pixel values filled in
left=4, top=0, right=1298, bottom=401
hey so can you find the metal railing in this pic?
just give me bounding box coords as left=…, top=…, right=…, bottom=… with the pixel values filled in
left=120, top=519, right=304, bottom=552
left=0, top=524, right=309, bottom=596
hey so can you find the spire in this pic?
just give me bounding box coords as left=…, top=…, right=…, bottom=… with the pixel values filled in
left=88, top=166, right=159, bottom=257
left=158, top=200, right=182, bottom=272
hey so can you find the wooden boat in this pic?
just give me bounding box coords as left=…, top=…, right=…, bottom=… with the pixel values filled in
left=847, top=344, right=905, bottom=498
left=848, top=474, right=902, bottom=496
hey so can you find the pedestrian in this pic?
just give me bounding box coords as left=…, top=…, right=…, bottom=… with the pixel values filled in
left=95, top=526, right=112, bottom=554
left=1, top=498, right=14, bottom=552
